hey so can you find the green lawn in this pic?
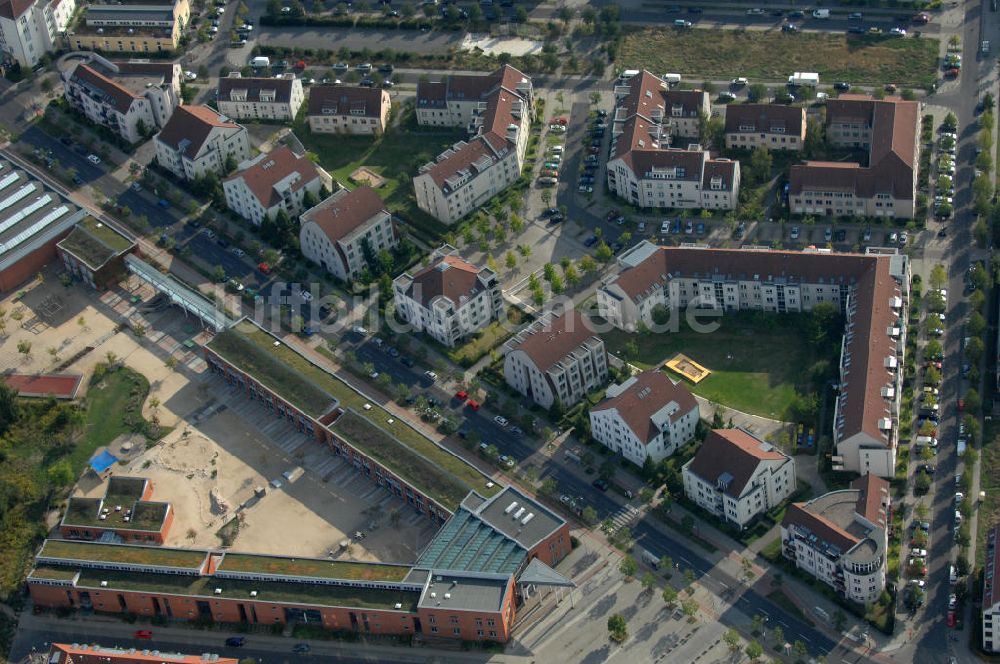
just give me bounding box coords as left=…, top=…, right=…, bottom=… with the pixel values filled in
left=603, top=314, right=830, bottom=419
left=295, top=105, right=464, bottom=231
left=620, top=28, right=939, bottom=89
left=76, top=366, right=152, bottom=472
left=447, top=319, right=516, bottom=368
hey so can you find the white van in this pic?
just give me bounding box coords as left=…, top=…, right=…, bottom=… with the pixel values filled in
left=549, top=145, right=564, bottom=154
left=915, top=436, right=938, bottom=448
left=950, top=565, right=958, bottom=584
left=663, top=73, right=682, bottom=84
left=250, top=56, right=270, bottom=68
left=619, top=69, right=640, bottom=81
left=812, top=8, right=830, bottom=18
left=640, top=549, right=660, bottom=569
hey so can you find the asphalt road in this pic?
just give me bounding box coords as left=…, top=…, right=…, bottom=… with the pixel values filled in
left=20, top=125, right=105, bottom=185
left=257, top=25, right=465, bottom=55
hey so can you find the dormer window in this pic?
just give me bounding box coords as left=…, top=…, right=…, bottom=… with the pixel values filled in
left=770, top=126, right=786, bottom=134
left=739, top=124, right=756, bottom=132
left=710, top=176, right=723, bottom=190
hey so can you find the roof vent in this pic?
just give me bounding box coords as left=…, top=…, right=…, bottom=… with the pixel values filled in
left=214, top=588, right=222, bottom=595
left=273, top=341, right=280, bottom=347
left=249, top=590, right=257, bottom=597
left=430, top=592, right=436, bottom=598
left=521, top=512, right=535, bottom=525
left=513, top=507, right=526, bottom=519
left=444, top=593, right=451, bottom=600
left=394, top=602, right=402, bottom=609
left=100, top=580, right=108, bottom=587
left=504, top=501, right=518, bottom=514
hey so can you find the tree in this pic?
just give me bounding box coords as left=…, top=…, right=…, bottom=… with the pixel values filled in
left=607, top=614, right=627, bottom=642
left=505, top=251, right=517, bottom=270
left=680, top=597, right=699, bottom=619
left=599, top=458, right=617, bottom=481
left=964, top=388, right=981, bottom=415
left=581, top=506, right=598, bottom=525
left=580, top=255, right=597, bottom=273
left=748, top=83, right=768, bottom=102
left=724, top=628, right=741, bottom=652
left=17, top=340, right=32, bottom=359
left=750, top=147, right=773, bottom=185
left=745, top=640, right=764, bottom=662
left=929, top=264, right=948, bottom=290
left=48, top=460, right=74, bottom=487
left=804, top=117, right=825, bottom=158
left=640, top=571, right=656, bottom=592
left=966, top=337, right=985, bottom=364
left=0, top=382, right=19, bottom=435
left=662, top=584, right=678, bottom=606
left=595, top=242, right=613, bottom=262
left=771, top=625, right=784, bottom=647
left=619, top=555, right=638, bottom=579
left=793, top=640, right=808, bottom=660
left=212, top=264, right=226, bottom=282
left=833, top=609, right=847, bottom=631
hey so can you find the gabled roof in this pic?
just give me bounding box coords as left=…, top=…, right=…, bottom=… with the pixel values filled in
left=156, top=105, right=242, bottom=159
left=591, top=370, right=698, bottom=445
left=724, top=103, right=805, bottom=135
left=416, top=64, right=528, bottom=109
left=306, top=84, right=387, bottom=118
left=508, top=310, right=601, bottom=373
left=402, top=254, right=484, bottom=308
left=218, top=74, right=297, bottom=104
left=224, top=146, right=324, bottom=209
left=686, top=428, right=790, bottom=498
left=0, top=0, right=34, bottom=20
left=420, top=137, right=503, bottom=192
left=300, top=186, right=387, bottom=245
left=69, top=64, right=139, bottom=115
left=851, top=471, right=890, bottom=528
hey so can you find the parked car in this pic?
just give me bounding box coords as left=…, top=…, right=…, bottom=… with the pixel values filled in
left=225, top=637, right=246, bottom=647
left=592, top=478, right=609, bottom=491
left=494, top=415, right=508, bottom=427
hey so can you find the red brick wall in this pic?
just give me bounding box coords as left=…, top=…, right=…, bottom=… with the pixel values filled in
left=30, top=583, right=422, bottom=636
left=0, top=235, right=68, bottom=292
left=57, top=504, right=174, bottom=545
left=528, top=523, right=572, bottom=568
left=417, top=576, right=514, bottom=642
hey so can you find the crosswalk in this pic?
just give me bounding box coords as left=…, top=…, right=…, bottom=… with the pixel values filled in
left=608, top=504, right=641, bottom=532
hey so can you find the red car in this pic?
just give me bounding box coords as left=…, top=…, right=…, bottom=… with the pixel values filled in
left=455, top=390, right=468, bottom=400
left=555, top=117, right=568, bottom=126
left=946, top=68, right=960, bottom=78
left=947, top=611, right=956, bottom=628
left=913, top=12, right=929, bottom=24
left=134, top=630, right=153, bottom=639
left=467, top=399, right=481, bottom=411
left=258, top=262, right=271, bottom=274
left=958, top=398, right=965, bottom=411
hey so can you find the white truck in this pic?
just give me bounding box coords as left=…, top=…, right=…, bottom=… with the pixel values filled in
left=663, top=73, right=682, bottom=84
left=250, top=56, right=270, bottom=68
left=788, top=72, right=820, bottom=87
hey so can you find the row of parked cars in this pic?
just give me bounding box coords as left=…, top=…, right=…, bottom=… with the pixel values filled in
left=578, top=111, right=607, bottom=193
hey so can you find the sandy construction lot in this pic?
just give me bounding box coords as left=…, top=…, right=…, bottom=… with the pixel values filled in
left=9, top=270, right=438, bottom=565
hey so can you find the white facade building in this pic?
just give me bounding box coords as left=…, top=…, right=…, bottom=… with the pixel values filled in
left=298, top=186, right=397, bottom=282
left=607, top=71, right=739, bottom=211
left=153, top=105, right=249, bottom=181
left=217, top=73, right=304, bottom=121
left=781, top=474, right=890, bottom=604
left=501, top=311, right=607, bottom=410
left=393, top=245, right=502, bottom=348
left=61, top=56, right=181, bottom=144
left=412, top=65, right=533, bottom=224
left=682, top=428, right=796, bottom=529
left=598, top=242, right=909, bottom=479
left=589, top=370, right=699, bottom=467
left=306, top=85, right=391, bottom=135
left=983, top=525, right=1000, bottom=652
left=223, top=145, right=331, bottom=226
left=0, top=0, right=74, bottom=68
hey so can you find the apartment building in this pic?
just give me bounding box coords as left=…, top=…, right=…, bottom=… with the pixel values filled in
left=983, top=524, right=1000, bottom=652
left=68, top=0, right=190, bottom=53
left=606, top=70, right=738, bottom=211
left=47, top=644, right=237, bottom=664
left=611, top=71, right=709, bottom=139
left=682, top=428, right=796, bottom=529
left=502, top=310, right=607, bottom=410
left=781, top=474, right=890, bottom=604
left=307, top=85, right=391, bottom=135
left=412, top=65, right=533, bottom=224
left=217, top=72, right=304, bottom=121
left=589, top=370, right=699, bottom=467
left=597, top=242, right=910, bottom=478
left=299, top=186, right=397, bottom=282
left=0, top=0, right=74, bottom=68
left=724, top=103, right=806, bottom=151
left=789, top=94, right=920, bottom=219
left=393, top=245, right=502, bottom=348
left=61, top=55, right=181, bottom=143
left=223, top=145, right=331, bottom=226
left=153, top=105, right=249, bottom=180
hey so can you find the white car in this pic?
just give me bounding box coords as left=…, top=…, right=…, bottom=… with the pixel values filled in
left=86, top=154, right=101, bottom=164
left=890, top=27, right=906, bottom=36
left=494, top=415, right=509, bottom=428
left=548, top=124, right=567, bottom=133
left=908, top=579, right=926, bottom=588
left=790, top=226, right=800, bottom=240
left=579, top=185, right=593, bottom=193
left=938, top=288, right=948, bottom=301
left=232, top=247, right=246, bottom=257
left=949, top=594, right=957, bottom=609
left=300, top=290, right=313, bottom=301
left=956, top=492, right=965, bottom=503
left=910, top=547, right=927, bottom=558
left=369, top=371, right=379, bottom=380
left=184, top=70, right=197, bottom=81
left=424, top=370, right=437, bottom=382
left=351, top=326, right=368, bottom=336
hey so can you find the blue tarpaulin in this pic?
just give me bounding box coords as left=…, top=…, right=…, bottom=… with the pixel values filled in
left=90, top=450, right=119, bottom=473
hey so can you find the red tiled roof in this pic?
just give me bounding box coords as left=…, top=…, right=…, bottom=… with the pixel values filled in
left=421, top=137, right=502, bottom=191
left=403, top=255, right=483, bottom=308
left=851, top=473, right=890, bottom=528
left=156, top=105, right=241, bottom=159
left=301, top=186, right=387, bottom=245
left=219, top=75, right=297, bottom=104
left=687, top=429, right=789, bottom=498
left=70, top=64, right=138, bottom=115
left=416, top=64, right=528, bottom=109
left=724, top=103, right=805, bottom=136
left=591, top=370, right=697, bottom=444
left=224, top=146, right=323, bottom=209
left=0, top=0, right=33, bottom=20
left=604, top=246, right=904, bottom=450
left=782, top=501, right=859, bottom=553
left=307, top=85, right=387, bottom=118
left=791, top=95, right=918, bottom=200
left=511, top=310, right=600, bottom=373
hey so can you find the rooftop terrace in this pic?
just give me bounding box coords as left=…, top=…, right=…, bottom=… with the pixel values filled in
left=62, top=498, right=168, bottom=531
left=70, top=568, right=420, bottom=611
left=207, top=321, right=498, bottom=509
left=218, top=553, right=411, bottom=582
left=38, top=540, right=206, bottom=570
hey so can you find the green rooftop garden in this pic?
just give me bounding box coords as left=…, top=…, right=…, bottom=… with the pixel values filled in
left=61, top=499, right=168, bottom=531
left=39, top=540, right=206, bottom=569
left=206, top=322, right=337, bottom=418
left=218, top=553, right=411, bottom=582
left=207, top=321, right=499, bottom=509
left=29, top=566, right=79, bottom=581
left=73, top=569, right=419, bottom=611
left=57, top=217, right=133, bottom=268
